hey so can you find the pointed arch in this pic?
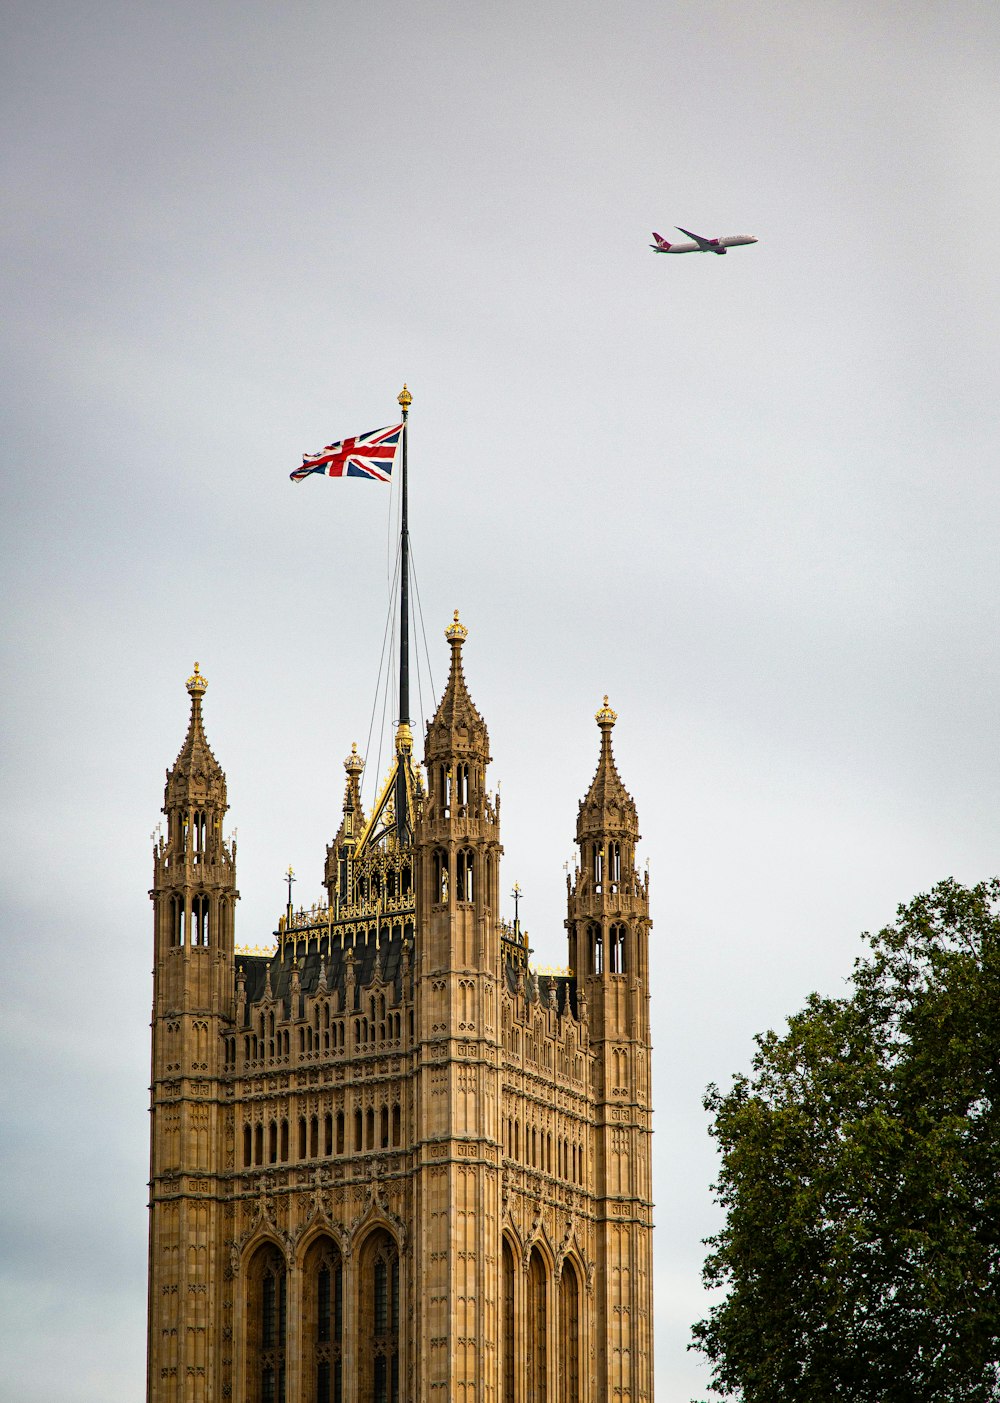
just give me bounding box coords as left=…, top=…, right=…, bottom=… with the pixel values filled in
left=357, top=1226, right=400, bottom=1403
left=244, top=1240, right=287, bottom=1403
left=527, top=1245, right=548, bottom=1403
left=502, top=1234, right=516, bottom=1403
left=302, top=1232, right=344, bottom=1403
left=559, top=1257, right=581, bottom=1403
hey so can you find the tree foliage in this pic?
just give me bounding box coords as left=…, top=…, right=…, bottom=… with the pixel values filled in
left=692, top=878, right=1000, bottom=1402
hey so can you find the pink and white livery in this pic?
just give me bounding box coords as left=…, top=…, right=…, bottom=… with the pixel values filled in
left=651, top=227, right=758, bottom=255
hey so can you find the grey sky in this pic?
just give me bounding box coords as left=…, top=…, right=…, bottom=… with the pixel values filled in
left=2, top=2, right=999, bottom=1398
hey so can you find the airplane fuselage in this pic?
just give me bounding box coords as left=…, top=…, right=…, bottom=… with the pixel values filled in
left=651, top=229, right=758, bottom=255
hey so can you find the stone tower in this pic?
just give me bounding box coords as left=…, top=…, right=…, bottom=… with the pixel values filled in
left=148, top=663, right=239, bottom=1401
left=566, top=697, right=654, bottom=1397
left=146, top=628, right=654, bottom=1403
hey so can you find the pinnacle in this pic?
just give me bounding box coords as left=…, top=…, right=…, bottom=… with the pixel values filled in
left=425, top=612, right=489, bottom=761
left=577, top=703, right=637, bottom=840
left=166, top=664, right=226, bottom=803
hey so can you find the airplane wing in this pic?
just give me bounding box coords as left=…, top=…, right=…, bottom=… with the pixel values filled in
left=675, top=226, right=715, bottom=250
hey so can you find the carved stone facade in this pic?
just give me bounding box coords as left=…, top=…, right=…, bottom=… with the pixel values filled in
left=147, top=624, right=653, bottom=1403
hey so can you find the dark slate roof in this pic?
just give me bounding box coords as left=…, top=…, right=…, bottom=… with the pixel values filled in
left=238, top=929, right=407, bottom=1019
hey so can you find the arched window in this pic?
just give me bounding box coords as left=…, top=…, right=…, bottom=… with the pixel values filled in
left=560, top=1261, right=580, bottom=1403
left=280, top=1119, right=289, bottom=1162
left=246, top=1243, right=286, bottom=1403
left=609, top=840, right=621, bottom=885
left=457, top=849, right=475, bottom=903
left=380, top=1105, right=389, bottom=1148
left=456, top=762, right=469, bottom=810
left=191, top=894, right=209, bottom=947
left=268, top=1121, right=278, bottom=1165
left=305, top=1236, right=343, bottom=1403
left=355, top=1109, right=363, bottom=1153
left=391, top=1104, right=401, bottom=1147
left=254, top=1124, right=264, bottom=1166
left=170, top=894, right=183, bottom=947
left=336, top=1111, right=345, bottom=1155
left=502, top=1238, right=516, bottom=1403
left=433, top=849, right=449, bottom=904
left=310, top=1116, right=319, bottom=1158
left=527, top=1247, right=547, bottom=1403
left=366, top=1108, right=375, bottom=1150
left=609, top=922, right=627, bottom=974
left=588, top=921, right=603, bottom=976
left=592, top=843, right=603, bottom=891
left=360, top=1230, right=400, bottom=1403
left=325, top=1113, right=333, bottom=1156
left=299, top=1117, right=307, bottom=1160
left=243, top=1124, right=252, bottom=1168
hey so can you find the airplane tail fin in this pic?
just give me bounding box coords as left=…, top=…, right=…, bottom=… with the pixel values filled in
left=651, top=231, right=671, bottom=250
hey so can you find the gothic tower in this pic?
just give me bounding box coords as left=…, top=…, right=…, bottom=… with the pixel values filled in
left=411, top=610, right=504, bottom=1399
left=146, top=629, right=653, bottom=1403
left=566, top=697, right=654, bottom=1398
left=148, top=664, right=238, bottom=1403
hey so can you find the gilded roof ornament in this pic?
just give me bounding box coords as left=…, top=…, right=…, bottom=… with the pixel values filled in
left=445, top=609, right=468, bottom=645
left=595, top=694, right=617, bottom=728
left=344, top=742, right=365, bottom=775
left=397, top=383, right=412, bottom=412
left=186, top=661, right=207, bottom=698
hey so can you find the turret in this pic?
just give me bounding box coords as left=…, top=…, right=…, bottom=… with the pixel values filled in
left=150, top=663, right=237, bottom=1014
left=566, top=697, right=649, bottom=1038
left=147, top=664, right=238, bottom=1403
left=416, top=612, right=502, bottom=974
left=324, top=742, right=366, bottom=911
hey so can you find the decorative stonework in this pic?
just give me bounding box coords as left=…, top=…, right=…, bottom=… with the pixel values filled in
left=147, top=639, right=654, bottom=1402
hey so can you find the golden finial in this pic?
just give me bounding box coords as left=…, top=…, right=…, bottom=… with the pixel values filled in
left=397, top=383, right=412, bottom=413
left=395, top=721, right=413, bottom=753
left=445, top=609, right=469, bottom=645
left=595, top=694, right=617, bottom=728
left=344, top=742, right=365, bottom=775
left=186, top=661, right=207, bottom=698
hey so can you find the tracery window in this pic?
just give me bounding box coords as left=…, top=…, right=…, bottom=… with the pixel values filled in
left=527, top=1247, right=547, bottom=1403
left=247, top=1244, right=287, bottom=1403
left=306, top=1237, right=344, bottom=1403
left=360, top=1231, right=400, bottom=1403
left=502, top=1237, right=516, bottom=1403
left=559, top=1262, right=580, bottom=1403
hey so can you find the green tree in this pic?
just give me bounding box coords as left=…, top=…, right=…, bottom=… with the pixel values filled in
left=691, top=878, right=1000, bottom=1402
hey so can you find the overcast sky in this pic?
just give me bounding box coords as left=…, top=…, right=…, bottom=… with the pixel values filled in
left=2, top=2, right=999, bottom=1398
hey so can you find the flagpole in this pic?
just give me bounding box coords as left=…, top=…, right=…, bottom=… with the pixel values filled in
left=397, top=384, right=411, bottom=729
left=395, top=383, right=412, bottom=844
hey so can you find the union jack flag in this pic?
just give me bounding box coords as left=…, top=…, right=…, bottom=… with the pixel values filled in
left=290, top=422, right=403, bottom=483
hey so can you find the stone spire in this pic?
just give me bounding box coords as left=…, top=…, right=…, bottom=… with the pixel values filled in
left=576, top=697, right=638, bottom=845
left=424, top=612, right=490, bottom=766
left=165, top=663, right=226, bottom=813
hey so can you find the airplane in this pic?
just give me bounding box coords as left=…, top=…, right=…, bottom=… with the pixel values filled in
left=651, top=227, right=758, bottom=255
